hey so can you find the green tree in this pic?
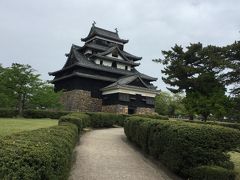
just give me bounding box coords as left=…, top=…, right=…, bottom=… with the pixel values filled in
left=1, top=63, right=42, bottom=114
left=155, top=91, right=186, bottom=116
left=29, top=83, right=63, bottom=110
left=154, top=43, right=226, bottom=120
left=223, top=41, right=240, bottom=95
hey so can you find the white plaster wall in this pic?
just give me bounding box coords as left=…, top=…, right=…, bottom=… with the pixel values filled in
left=102, top=88, right=157, bottom=97
left=106, top=53, right=124, bottom=60
left=95, top=59, right=100, bottom=64
left=102, top=60, right=112, bottom=67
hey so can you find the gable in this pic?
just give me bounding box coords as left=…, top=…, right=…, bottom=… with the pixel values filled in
left=128, top=78, right=149, bottom=88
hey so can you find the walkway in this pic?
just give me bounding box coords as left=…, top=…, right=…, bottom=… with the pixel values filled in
left=69, top=128, right=180, bottom=180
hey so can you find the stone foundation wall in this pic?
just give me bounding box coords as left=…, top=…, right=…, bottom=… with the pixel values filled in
left=102, top=105, right=128, bottom=114
left=135, top=107, right=155, bottom=114
left=61, top=90, right=102, bottom=112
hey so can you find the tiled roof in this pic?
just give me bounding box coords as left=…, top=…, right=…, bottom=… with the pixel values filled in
left=84, top=43, right=142, bottom=61
left=49, top=45, right=157, bottom=81
left=81, top=26, right=128, bottom=43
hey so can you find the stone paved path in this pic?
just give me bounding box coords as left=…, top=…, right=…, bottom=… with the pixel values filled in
left=69, top=128, right=180, bottom=180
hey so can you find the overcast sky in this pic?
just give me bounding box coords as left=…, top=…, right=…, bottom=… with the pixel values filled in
left=0, top=0, right=240, bottom=91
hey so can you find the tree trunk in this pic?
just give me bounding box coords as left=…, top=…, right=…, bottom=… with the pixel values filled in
left=189, top=115, right=194, bottom=120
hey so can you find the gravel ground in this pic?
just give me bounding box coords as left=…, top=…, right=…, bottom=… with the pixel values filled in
left=69, top=128, right=180, bottom=180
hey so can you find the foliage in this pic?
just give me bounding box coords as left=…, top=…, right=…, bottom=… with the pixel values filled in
left=86, top=112, right=126, bottom=127
left=0, top=63, right=42, bottom=115
left=155, top=91, right=185, bottom=116
left=29, top=84, right=63, bottom=110
left=189, top=166, right=235, bottom=180
left=22, top=109, right=69, bottom=119
left=60, top=112, right=128, bottom=128
left=0, top=109, right=18, bottom=118
left=59, top=113, right=91, bottom=131
left=223, top=41, right=240, bottom=95
left=124, top=117, right=240, bottom=178
left=0, top=123, right=78, bottom=180
left=132, top=113, right=169, bottom=120
left=0, top=64, right=63, bottom=115
left=183, top=119, right=240, bottom=131
left=154, top=43, right=227, bottom=120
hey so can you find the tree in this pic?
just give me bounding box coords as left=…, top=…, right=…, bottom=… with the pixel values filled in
left=154, top=43, right=227, bottom=120
left=155, top=91, right=186, bottom=117
left=223, top=41, right=240, bottom=95
left=1, top=63, right=42, bottom=115
left=29, top=83, right=63, bottom=110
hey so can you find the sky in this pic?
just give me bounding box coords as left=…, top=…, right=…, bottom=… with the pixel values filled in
left=0, top=0, right=240, bottom=91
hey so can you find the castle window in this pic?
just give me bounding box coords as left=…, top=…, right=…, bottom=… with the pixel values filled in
left=100, top=60, right=103, bottom=65
left=125, top=66, right=128, bottom=70
left=146, top=97, right=154, bottom=105
left=112, top=61, right=117, bottom=68
left=119, top=94, right=130, bottom=102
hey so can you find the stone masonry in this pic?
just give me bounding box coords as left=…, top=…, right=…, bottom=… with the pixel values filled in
left=135, top=107, right=155, bottom=114
left=102, top=105, right=128, bottom=114
left=61, top=90, right=102, bottom=112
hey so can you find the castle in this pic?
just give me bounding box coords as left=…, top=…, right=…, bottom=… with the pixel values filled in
left=49, top=24, right=160, bottom=114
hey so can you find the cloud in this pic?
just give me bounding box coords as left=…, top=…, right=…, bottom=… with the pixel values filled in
left=0, top=0, right=239, bottom=91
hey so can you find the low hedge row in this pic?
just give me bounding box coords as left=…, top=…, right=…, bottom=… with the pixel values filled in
left=87, top=112, right=127, bottom=127
left=183, top=120, right=240, bottom=131
left=133, top=113, right=169, bottom=120
left=23, top=110, right=69, bottom=119
left=59, top=113, right=91, bottom=131
left=0, top=109, right=18, bottom=118
left=0, top=123, right=78, bottom=180
left=190, top=166, right=236, bottom=180
left=60, top=112, right=128, bottom=128
left=0, top=109, right=69, bottom=119
left=124, top=116, right=240, bottom=179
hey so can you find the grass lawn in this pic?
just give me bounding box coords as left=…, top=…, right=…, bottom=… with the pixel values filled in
left=0, top=118, right=58, bottom=137
left=229, top=151, right=240, bottom=179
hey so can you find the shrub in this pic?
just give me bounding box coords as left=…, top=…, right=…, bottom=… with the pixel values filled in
left=0, top=123, right=78, bottom=180
left=124, top=116, right=240, bottom=178
left=59, top=113, right=91, bottom=131
left=0, top=108, right=18, bottom=118
left=23, top=109, right=69, bottom=119
left=132, top=113, right=169, bottom=120
left=87, top=112, right=127, bottom=128
left=183, top=120, right=240, bottom=131
left=189, top=166, right=236, bottom=180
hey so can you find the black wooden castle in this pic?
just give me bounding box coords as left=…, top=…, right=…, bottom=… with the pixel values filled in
left=49, top=24, right=159, bottom=114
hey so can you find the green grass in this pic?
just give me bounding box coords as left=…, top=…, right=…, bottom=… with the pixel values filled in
left=229, top=151, right=240, bottom=179
left=0, top=118, right=58, bottom=137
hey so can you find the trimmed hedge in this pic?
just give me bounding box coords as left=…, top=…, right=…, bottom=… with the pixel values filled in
left=87, top=112, right=127, bottom=128
left=60, top=112, right=128, bottom=128
left=59, top=113, right=91, bottom=131
left=183, top=120, right=240, bottom=131
left=0, top=109, right=18, bottom=118
left=0, top=123, right=78, bottom=180
left=23, top=110, right=69, bottom=119
left=133, top=113, right=169, bottom=120
left=124, top=116, right=240, bottom=178
left=189, top=166, right=236, bottom=180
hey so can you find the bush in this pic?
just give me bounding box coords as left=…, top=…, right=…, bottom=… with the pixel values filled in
left=23, top=109, right=69, bottom=119
left=0, top=108, right=18, bottom=118
left=0, top=123, right=78, bottom=180
left=124, top=116, right=240, bottom=178
left=133, top=113, right=169, bottom=120
left=87, top=112, right=127, bottom=128
left=59, top=113, right=91, bottom=131
left=189, top=166, right=236, bottom=180
left=183, top=120, right=240, bottom=131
